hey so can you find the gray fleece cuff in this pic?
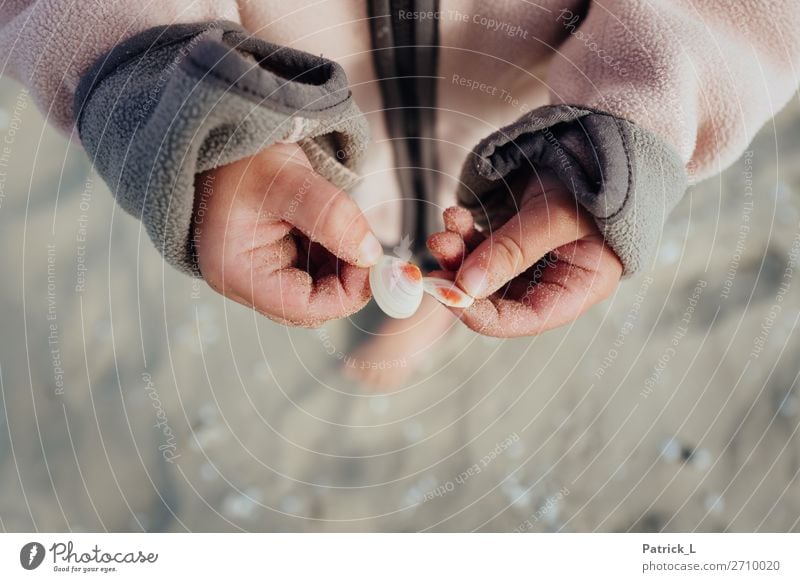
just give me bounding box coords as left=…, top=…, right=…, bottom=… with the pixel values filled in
left=457, top=104, right=688, bottom=276
left=74, top=21, right=369, bottom=276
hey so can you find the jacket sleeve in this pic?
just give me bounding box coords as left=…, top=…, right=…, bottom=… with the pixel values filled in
left=1, top=3, right=369, bottom=276
left=0, top=0, right=241, bottom=131
left=457, top=0, right=800, bottom=276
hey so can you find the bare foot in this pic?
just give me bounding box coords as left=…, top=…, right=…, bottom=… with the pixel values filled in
left=343, top=296, right=455, bottom=391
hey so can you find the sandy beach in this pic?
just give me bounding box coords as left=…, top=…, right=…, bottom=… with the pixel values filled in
left=0, top=76, right=798, bottom=533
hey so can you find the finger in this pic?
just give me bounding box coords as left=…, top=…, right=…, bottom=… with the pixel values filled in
left=255, top=148, right=383, bottom=268
left=427, top=231, right=465, bottom=271
left=456, top=190, right=596, bottom=298
left=197, top=202, right=297, bottom=302
left=442, top=206, right=485, bottom=250
left=457, top=237, right=621, bottom=337
left=502, top=253, right=558, bottom=299
left=427, top=207, right=486, bottom=270
left=238, top=256, right=371, bottom=327
left=199, top=211, right=372, bottom=326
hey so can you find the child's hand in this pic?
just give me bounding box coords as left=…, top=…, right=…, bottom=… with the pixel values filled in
left=426, top=177, right=622, bottom=337
left=194, top=143, right=383, bottom=327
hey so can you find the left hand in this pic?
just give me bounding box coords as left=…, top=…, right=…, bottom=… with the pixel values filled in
left=426, top=176, right=623, bottom=337
left=194, top=143, right=381, bottom=328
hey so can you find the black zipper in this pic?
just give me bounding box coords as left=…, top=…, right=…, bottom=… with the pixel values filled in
left=368, top=0, right=440, bottom=266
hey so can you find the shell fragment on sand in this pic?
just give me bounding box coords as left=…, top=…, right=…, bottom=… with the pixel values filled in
left=369, top=256, right=424, bottom=319
left=422, top=277, right=475, bottom=309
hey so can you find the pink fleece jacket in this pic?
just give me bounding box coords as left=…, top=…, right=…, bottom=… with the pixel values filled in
left=2, top=1, right=798, bottom=189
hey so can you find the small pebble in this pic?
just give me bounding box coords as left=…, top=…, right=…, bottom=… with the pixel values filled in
left=191, top=424, right=227, bottom=450
left=778, top=394, right=799, bottom=418
left=404, top=485, right=424, bottom=506
left=501, top=477, right=533, bottom=508
left=543, top=498, right=562, bottom=528
left=658, top=240, right=681, bottom=265
left=689, top=448, right=713, bottom=471
left=703, top=493, right=725, bottom=515
left=222, top=488, right=262, bottom=519
left=660, top=438, right=681, bottom=462
left=776, top=182, right=793, bottom=204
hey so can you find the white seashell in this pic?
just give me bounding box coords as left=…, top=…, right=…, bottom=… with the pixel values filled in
left=369, top=256, right=424, bottom=319
left=422, top=277, right=475, bottom=308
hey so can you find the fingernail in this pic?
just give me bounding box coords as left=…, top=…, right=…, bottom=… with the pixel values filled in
left=459, top=265, right=489, bottom=298
left=357, top=233, right=383, bottom=267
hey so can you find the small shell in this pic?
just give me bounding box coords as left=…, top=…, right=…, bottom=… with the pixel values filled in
left=422, top=277, right=475, bottom=308
left=369, top=256, right=424, bottom=319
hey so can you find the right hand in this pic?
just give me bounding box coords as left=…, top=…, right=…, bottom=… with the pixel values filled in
left=426, top=178, right=622, bottom=338
left=194, top=143, right=383, bottom=327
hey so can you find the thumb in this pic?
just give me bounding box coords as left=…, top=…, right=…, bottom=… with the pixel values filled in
left=253, top=144, right=383, bottom=267
left=456, top=188, right=596, bottom=298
